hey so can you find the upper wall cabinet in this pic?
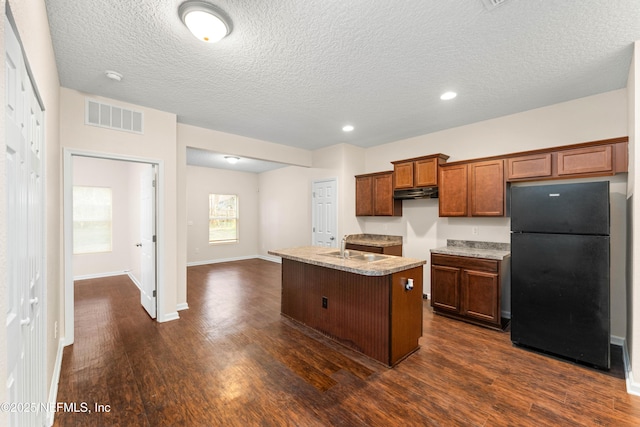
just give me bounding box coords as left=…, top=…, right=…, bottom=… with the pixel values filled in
left=506, top=139, right=628, bottom=182
left=391, top=154, right=450, bottom=189
left=355, top=171, right=402, bottom=217
left=439, top=160, right=505, bottom=217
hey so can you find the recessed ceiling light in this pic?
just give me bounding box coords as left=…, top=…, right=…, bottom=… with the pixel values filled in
left=224, top=156, right=240, bottom=164
left=105, top=70, right=123, bottom=81
left=440, top=91, right=457, bottom=101
left=342, top=125, right=354, bottom=132
left=179, top=1, right=232, bottom=43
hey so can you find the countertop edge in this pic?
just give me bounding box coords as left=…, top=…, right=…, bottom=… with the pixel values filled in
left=430, top=247, right=511, bottom=261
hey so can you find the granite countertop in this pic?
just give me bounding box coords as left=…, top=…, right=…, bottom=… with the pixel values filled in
left=346, top=234, right=402, bottom=247
left=268, top=246, right=425, bottom=276
left=430, top=239, right=510, bottom=260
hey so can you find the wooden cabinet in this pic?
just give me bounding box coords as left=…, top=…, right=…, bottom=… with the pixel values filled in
left=392, top=154, right=449, bottom=190
left=431, top=254, right=505, bottom=330
left=345, top=242, right=402, bottom=256
left=281, top=259, right=423, bottom=366
left=506, top=140, right=628, bottom=182
left=439, top=160, right=504, bottom=217
left=355, top=171, right=402, bottom=216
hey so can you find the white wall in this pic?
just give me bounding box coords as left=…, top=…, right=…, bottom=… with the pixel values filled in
left=60, top=87, right=180, bottom=321
left=72, top=157, right=146, bottom=279
left=186, top=166, right=259, bottom=264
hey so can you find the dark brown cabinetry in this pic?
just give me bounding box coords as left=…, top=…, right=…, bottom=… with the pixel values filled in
left=439, top=160, right=504, bottom=217
left=431, top=254, right=505, bottom=330
left=392, top=154, right=449, bottom=189
left=506, top=139, right=628, bottom=182
left=355, top=171, right=402, bottom=216
left=345, top=242, right=402, bottom=256
left=281, top=259, right=423, bottom=366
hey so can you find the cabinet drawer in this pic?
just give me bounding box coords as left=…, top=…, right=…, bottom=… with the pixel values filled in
left=557, top=145, right=613, bottom=176
left=431, top=254, right=498, bottom=273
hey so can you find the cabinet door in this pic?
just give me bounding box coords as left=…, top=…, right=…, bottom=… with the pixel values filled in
left=355, top=176, right=373, bottom=216
left=373, top=173, right=396, bottom=216
left=415, top=158, right=438, bottom=187
left=557, top=145, right=613, bottom=176
left=469, top=160, right=504, bottom=217
left=394, top=162, right=414, bottom=189
left=506, top=153, right=552, bottom=180
left=438, top=164, right=468, bottom=217
left=431, top=265, right=460, bottom=313
left=461, top=269, right=499, bottom=325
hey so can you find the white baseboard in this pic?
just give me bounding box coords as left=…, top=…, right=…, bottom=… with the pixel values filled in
left=611, top=335, right=625, bottom=346
left=187, top=255, right=258, bottom=267
left=176, top=302, right=189, bottom=311
left=620, top=338, right=640, bottom=396
left=47, top=338, right=65, bottom=426
left=501, top=310, right=511, bottom=319
left=73, top=271, right=128, bottom=281
left=127, top=272, right=143, bottom=291
left=259, top=254, right=281, bottom=263
left=159, top=311, right=179, bottom=322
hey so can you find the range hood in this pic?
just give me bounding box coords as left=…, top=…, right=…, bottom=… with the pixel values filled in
left=393, top=187, right=439, bottom=200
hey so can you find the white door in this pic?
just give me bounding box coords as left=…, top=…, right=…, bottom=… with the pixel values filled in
left=140, top=165, right=157, bottom=318
left=5, top=16, right=46, bottom=427
left=312, top=179, right=338, bottom=247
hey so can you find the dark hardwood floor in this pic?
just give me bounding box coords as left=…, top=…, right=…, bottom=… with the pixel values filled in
left=54, top=259, right=640, bottom=426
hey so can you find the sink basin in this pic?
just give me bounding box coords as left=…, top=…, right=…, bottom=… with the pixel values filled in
left=320, top=250, right=389, bottom=262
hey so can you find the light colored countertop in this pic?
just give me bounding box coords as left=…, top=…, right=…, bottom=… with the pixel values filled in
left=346, top=234, right=402, bottom=248
left=430, top=239, right=511, bottom=261
left=268, top=246, right=425, bottom=276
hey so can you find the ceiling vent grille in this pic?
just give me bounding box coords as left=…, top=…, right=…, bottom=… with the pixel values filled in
left=85, top=98, right=144, bottom=134
left=481, top=0, right=508, bottom=10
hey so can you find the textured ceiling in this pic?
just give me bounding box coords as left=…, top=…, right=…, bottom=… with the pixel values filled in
left=46, top=0, right=640, bottom=154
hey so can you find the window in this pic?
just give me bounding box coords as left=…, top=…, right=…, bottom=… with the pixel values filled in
left=209, top=194, right=238, bottom=243
left=73, top=186, right=113, bottom=254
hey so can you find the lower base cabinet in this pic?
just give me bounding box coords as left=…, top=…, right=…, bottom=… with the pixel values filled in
left=431, top=254, right=505, bottom=330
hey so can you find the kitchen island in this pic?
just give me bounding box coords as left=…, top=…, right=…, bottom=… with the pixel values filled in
left=268, top=246, right=425, bottom=366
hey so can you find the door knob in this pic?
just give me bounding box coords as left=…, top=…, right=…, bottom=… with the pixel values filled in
left=136, top=243, right=142, bottom=247
left=329, top=236, right=335, bottom=240
left=30, top=297, right=38, bottom=305
left=20, top=317, right=31, bottom=326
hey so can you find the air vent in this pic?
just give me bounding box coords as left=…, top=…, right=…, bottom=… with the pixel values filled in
left=481, top=0, right=508, bottom=10
left=85, top=98, right=143, bottom=134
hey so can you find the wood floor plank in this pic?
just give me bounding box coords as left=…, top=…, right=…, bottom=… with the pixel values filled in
left=53, top=260, right=640, bottom=426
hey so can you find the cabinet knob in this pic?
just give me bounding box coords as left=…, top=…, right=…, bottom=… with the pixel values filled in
left=405, top=278, right=414, bottom=291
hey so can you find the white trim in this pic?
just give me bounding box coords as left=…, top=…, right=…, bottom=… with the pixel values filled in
left=176, top=302, right=189, bottom=311
left=47, top=339, right=65, bottom=426
left=73, top=271, right=129, bottom=281
left=501, top=310, right=511, bottom=319
left=187, top=254, right=258, bottom=267
left=127, top=272, right=143, bottom=291
left=160, top=312, right=180, bottom=322
left=259, top=254, right=281, bottom=263
left=63, top=148, right=168, bottom=344
left=620, top=338, right=640, bottom=396
left=611, top=335, right=625, bottom=346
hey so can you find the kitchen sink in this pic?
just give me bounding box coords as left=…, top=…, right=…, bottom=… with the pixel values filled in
left=320, top=250, right=389, bottom=262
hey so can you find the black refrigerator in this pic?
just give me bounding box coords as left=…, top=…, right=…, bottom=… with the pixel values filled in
left=510, top=181, right=610, bottom=369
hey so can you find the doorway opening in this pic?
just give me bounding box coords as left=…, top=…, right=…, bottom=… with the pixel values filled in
left=63, top=149, right=165, bottom=345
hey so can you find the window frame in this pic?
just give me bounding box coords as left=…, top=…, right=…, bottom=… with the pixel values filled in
left=208, top=193, right=239, bottom=244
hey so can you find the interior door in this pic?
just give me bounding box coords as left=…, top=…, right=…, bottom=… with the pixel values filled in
left=6, top=16, right=46, bottom=427
left=311, top=179, right=337, bottom=247
left=140, top=165, right=157, bottom=318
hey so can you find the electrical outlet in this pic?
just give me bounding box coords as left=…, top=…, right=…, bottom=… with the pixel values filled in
left=54, top=321, right=58, bottom=339
left=472, top=226, right=479, bottom=235
left=195, top=247, right=199, bottom=254
left=322, top=296, right=328, bottom=309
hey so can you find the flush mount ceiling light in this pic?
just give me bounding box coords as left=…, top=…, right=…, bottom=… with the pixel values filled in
left=179, top=1, right=233, bottom=43
left=224, top=156, right=240, bottom=164
left=342, top=125, right=354, bottom=132
left=440, top=91, right=457, bottom=101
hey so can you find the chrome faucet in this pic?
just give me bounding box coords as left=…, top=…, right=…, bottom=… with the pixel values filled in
left=340, top=234, right=351, bottom=258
